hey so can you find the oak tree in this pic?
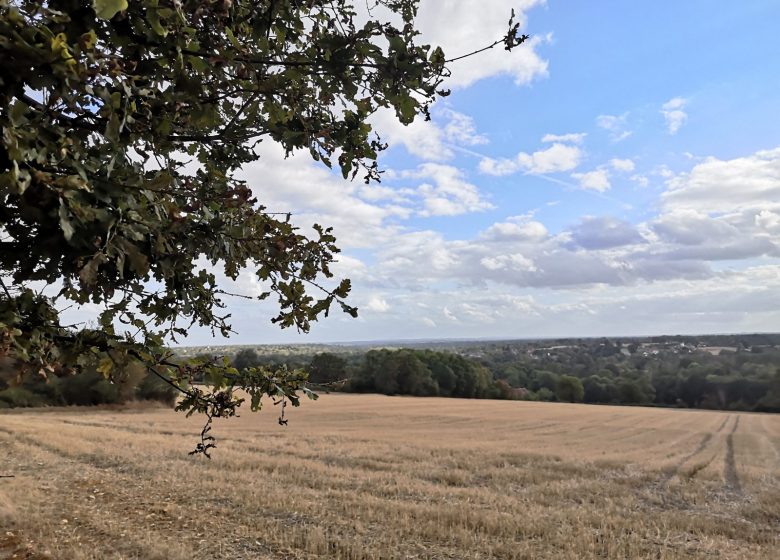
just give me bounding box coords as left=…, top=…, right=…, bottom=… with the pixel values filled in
left=0, top=0, right=528, bottom=451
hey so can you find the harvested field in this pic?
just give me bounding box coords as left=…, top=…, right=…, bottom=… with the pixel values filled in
left=0, top=395, right=778, bottom=559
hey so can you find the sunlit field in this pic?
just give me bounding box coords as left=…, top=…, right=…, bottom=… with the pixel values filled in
left=1, top=395, right=778, bottom=559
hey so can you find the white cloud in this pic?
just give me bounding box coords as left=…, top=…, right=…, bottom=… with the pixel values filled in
left=357, top=184, right=411, bottom=204
left=240, top=143, right=407, bottom=250
left=332, top=255, right=370, bottom=280
left=631, top=174, right=649, bottom=187
left=542, top=132, right=587, bottom=144
left=481, top=253, right=537, bottom=272
left=661, top=97, right=688, bottom=135
left=651, top=209, right=739, bottom=246
left=480, top=216, right=548, bottom=242
left=439, top=108, right=489, bottom=146
left=662, top=146, right=780, bottom=213
left=370, top=109, right=452, bottom=161
left=371, top=107, right=489, bottom=161
left=417, top=0, right=549, bottom=89
left=571, top=168, right=611, bottom=192
left=610, top=158, right=635, bottom=172
left=406, top=163, right=494, bottom=216
left=755, top=209, right=780, bottom=233
left=364, top=296, right=391, bottom=313
left=569, top=216, right=646, bottom=249
left=596, top=113, right=632, bottom=142
left=479, top=142, right=582, bottom=176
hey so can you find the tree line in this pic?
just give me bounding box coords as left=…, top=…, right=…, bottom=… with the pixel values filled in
left=229, top=336, right=780, bottom=411
left=0, top=358, right=177, bottom=408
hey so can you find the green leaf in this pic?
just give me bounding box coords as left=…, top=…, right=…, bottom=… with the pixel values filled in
left=93, top=0, right=128, bottom=20
left=105, top=113, right=120, bottom=142
left=225, top=27, right=241, bottom=49
left=9, top=101, right=28, bottom=126
left=147, top=10, right=168, bottom=37
left=96, top=358, right=114, bottom=379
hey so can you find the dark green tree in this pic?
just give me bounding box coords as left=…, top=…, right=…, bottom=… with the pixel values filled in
left=232, top=348, right=260, bottom=372
left=430, top=360, right=457, bottom=397
left=308, top=352, right=347, bottom=384
left=582, top=375, right=616, bottom=403
left=555, top=375, right=584, bottom=403
left=532, top=370, right=559, bottom=393
left=0, top=0, right=528, bottom=444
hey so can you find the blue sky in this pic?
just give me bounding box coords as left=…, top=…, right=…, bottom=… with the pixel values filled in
left=185, top=0, right=780, bottom=345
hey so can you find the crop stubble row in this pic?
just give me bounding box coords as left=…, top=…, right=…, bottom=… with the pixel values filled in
left=0, top=395, right=778, bottom=559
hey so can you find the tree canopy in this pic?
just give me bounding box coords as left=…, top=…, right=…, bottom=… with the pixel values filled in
left=0, top=0, right=528, bottom=450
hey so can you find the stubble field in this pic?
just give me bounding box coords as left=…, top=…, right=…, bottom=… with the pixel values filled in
left=0, top=394, right=778, bottom=559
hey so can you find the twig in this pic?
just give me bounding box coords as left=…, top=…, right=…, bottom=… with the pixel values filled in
left=445, top=39, right=504, bottom=64
left=0, top=277, right=12, bottom=300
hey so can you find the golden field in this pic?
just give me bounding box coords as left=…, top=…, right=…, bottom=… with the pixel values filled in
left=0, top=394, right=778, bottom=559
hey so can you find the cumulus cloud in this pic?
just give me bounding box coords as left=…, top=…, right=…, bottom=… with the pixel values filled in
left=569, top=216, right=646, bottom=249
left=417, top=0, right=549, bottom=89
left=661, top=97, right=688, bottom=135
left=357, top=184, right=412, bottom=204
left=542, top=132, right=587, bottom=144
left=240, top=143, right=780, bottom=307
left=364, top=296, right=391, bottom=313
left=610, top=158, right=635, bottom=172
left=571, top=168, right=611, bottom=192
left=371, top=107, right=489, bottom=161
left=370, top=109, right=452, bottom=161
left=240, top=143, right=407, bottom=250
left=481, top=253, right=537, bottom=272
left=479, top=142, right=583, bottom=176
left=480, top=217, right=549, bottom=242
left=373, top=217, right=695, bottom=293
left=651, top=209, right=739, bottom=245
left=662, top=147, right=780, bottom=213
left=200, top=134, right=780, bottom=344
left=439, top=108, right=489, bottom=146
left=596, top=113, right=632, bottom=142
left=406, top=163, right=494, bottom=216
left=755, top=209, right=780, bottom=233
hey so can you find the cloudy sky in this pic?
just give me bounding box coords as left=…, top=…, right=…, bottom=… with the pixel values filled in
left=192, top=0, right=780, bottom=344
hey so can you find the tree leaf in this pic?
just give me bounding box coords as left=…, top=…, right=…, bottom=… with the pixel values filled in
left=58, top=200, right=75, bottom=241
left=93, top=0, right=128, bottom=20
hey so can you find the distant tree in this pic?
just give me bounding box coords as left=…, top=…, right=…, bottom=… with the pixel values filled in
left=555, top=375, right=584, bottom=403
left=650, top=372, right=680, bottom=405
left=678, top=371, right=711, bottom=407
left=494, top=379, right=514, bottom=400
left=430, top=361, right=457, bottom=397
left=532, top=371, right=559, bottom=393
left=370, top=352, right=401, bottom=395
left=617, top=377, right=654, bottom=404
left=396, top=352, right=437, bottom=396
left=756, top=372, right=780, bottom=412
left=617, top=380, right=644, bottom=404
left=499, top=363, right=530, bottom=388
left=536, top=387, right=555, bottom=402
left=308, top=353, right=347, bottom=385
left=583, top=375, right=615, bottom=403
left=232, top=348, right=260, bottom=372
